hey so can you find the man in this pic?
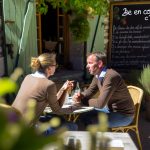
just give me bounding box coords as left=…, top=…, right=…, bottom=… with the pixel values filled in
left=73, top=51, right=135, bottom=127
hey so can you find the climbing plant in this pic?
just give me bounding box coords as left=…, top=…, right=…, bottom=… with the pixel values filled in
left=37, top=0, right=110, bottom=42
left=37, top=0, right=109, bottom=15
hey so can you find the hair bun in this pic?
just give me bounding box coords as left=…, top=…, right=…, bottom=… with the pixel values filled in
left=31, top=57, right=40, bottom=70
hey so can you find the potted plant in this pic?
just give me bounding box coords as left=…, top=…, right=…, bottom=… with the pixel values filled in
left=138, top=65, right=150, bottom=121
left=69, top=15, right=90, bottom=42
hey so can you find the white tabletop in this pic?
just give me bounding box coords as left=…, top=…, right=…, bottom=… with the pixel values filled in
left=63, top=131, right=138, bottom=150
left=44, top=104, right=94, bottom=114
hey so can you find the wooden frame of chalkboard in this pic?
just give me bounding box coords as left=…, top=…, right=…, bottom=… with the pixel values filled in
left=108, top=1, right=150, bottom=71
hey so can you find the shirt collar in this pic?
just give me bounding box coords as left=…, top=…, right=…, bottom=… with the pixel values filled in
left=96, top=67, right=107, bottom=79
left=31, top=71, right=46, bottom=78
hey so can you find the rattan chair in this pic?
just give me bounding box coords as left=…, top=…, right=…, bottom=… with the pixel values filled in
left=111, top=85, right=143, bottom=150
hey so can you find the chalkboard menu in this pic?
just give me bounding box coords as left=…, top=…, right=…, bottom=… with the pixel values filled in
left=108, top=1, right=150, bottom=70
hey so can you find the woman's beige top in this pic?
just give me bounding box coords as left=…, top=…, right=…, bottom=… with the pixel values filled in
left=12, top=74, right=72, bottom=124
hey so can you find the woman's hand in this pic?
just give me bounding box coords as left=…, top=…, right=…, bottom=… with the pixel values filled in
left=57, top=80, right=74, bottom=107
left=62, top=80, right=74, bottom=91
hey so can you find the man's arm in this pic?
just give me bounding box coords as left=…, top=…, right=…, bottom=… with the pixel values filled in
left=88, top=73, right=121, bottom=108
left=80, top=77, right=99, bottom=105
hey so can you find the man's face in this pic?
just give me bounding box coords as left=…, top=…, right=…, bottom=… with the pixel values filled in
left=86, top=55, right=102, bottom=75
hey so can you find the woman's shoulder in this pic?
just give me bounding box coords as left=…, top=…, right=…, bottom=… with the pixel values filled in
left=25, top=75, right=55, bottom=86
left=47, top=79, right=55, bottom=86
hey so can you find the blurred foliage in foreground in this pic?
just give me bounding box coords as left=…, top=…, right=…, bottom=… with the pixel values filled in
left=139, top=65, right=150, bottom=95
left=0, top=68, right=23, bottom=98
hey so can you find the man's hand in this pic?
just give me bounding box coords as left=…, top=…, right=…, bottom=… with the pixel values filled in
left=72, top=92, right=84, bottom=103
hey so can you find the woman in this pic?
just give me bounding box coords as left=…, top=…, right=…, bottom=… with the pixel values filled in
left=12, top=53, right=76, bottom=133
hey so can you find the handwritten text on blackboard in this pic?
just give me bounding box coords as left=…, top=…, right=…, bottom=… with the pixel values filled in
left=122, top=8, right=150, bottom=20
left=109, top=2, right=150, bottom=70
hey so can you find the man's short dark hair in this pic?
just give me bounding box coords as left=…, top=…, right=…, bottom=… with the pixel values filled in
left=87, top=51, right=107, bottom=65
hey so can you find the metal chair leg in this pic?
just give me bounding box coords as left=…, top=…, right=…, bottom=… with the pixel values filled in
left=135, top=128, right=142, bottom=150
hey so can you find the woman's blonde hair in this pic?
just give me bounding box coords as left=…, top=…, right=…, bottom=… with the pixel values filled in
left=30, top=53, right=56, bottom=72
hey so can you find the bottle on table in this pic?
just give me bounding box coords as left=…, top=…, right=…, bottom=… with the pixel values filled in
left=67, top=136, right=76, bottom=150
left=74, top=82, right=81, bottom=94
left=76, top=139, right=82, bottom=150
left=71, top=82, right=81, bottom=105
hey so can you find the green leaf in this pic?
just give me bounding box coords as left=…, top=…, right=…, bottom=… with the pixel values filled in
left=11, top=126, right=57, bottom=150
left=139, top=65, right=150, bottom=94
left=0, top=78, right=17, bottom=96
left=70, top=16, right=90, bottom=42
left=44, top=0, right=109, bottom=16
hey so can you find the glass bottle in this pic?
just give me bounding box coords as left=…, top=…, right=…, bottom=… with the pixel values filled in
left=74, top=82, right=81, bottom=94
left=75, top=139, right=82, bottom=150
